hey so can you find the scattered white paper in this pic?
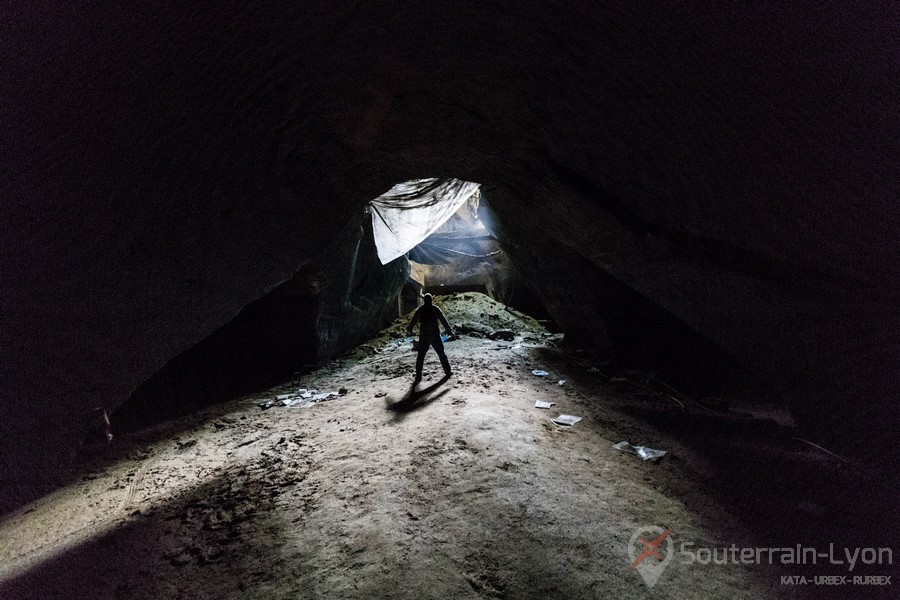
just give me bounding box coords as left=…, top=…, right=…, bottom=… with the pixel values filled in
left=532, top=369, right=549, bottom=377
left=614, top=441, right=668, bottom=461
left=281, top=397, right=307, bottom=407
left=534, top=400, right=556, bottom=409
left=551, top=414, right=582, bottom=427
left=558, top=380, right=566, bottom=386
left=266, top=388, right=338, bottom=408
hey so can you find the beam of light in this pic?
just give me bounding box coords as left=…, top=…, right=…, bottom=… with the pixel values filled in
left=0, top=426, right=283, bottom=582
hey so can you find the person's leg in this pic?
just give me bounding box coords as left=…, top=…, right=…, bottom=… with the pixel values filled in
left=415, top=340, right=429, bottom=380
left=432, top=337, right=451, bottom=376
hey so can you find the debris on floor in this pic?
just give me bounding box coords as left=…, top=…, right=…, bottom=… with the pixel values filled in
left=1, top=291, right=786, bottom=599
left=557, top=380, right=566, bottom=386
left=457, top=322, right=495, bottom=337
left=551, top=414, right=582, bottom=427
left=489, top=329, right=516, bottom=341
left=383, top=337, right=414, bottom=352
left=282, top=397, right=307, bottom=407
left=258, top=389, right=340, bottom=409
left=531, top=369, right=549, bottom=377
left=613, top=441, right=668, bottom=461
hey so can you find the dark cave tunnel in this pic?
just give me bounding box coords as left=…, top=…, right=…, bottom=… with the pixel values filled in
left=2, top=2, right=899, bottom=596
left=113, top=183, right=748, bottom=435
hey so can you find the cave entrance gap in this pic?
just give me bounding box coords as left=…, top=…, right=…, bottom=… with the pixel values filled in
left=369, top=178, right=523, bottom=313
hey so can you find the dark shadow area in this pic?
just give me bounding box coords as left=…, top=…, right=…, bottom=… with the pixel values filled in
left=614, top=405, right=900, bottom=599
left=0, top=465, right=299, bottom=600
left=544, top=159, right=836, bottom=289
left=3, top=4, right=898, bottom=563
left=385, top=378, right=451, bottom=419
left=518, top=343, right=899, bottom=599
left=666, top=428, right=900, bottom=600
left=113, top=264, right=322, bottom=433
left=1, top=388, right=265, bottom=518
left=113, top=216, right=409, bottom=437
left=78, top=398, right=257, bottom=470
left=487, top=196, right=753, bottom=401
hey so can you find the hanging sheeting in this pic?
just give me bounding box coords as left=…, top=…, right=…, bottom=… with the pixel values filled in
left=369, top=178, right=481, bottom=264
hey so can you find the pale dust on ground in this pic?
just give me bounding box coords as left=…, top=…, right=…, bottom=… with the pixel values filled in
left=0, top=294, right=781, bottom=599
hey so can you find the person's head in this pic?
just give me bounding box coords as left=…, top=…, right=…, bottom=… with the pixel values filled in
left=423, top=293, right=433, bottom=305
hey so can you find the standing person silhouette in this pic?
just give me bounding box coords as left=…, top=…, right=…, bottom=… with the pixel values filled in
left=406, top=293, right=455, bottom=383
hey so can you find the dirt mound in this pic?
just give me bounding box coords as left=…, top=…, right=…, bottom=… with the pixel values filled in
left=431, top=293, right=543, bottom=333
left=344, top=293, right=546, bottom=359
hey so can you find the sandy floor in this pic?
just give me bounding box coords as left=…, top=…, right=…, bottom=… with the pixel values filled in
left=3, top=294, right=883, bottom=599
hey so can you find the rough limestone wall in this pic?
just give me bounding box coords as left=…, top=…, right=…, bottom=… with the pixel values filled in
left=487, top=193, right=746, bottom=395
left=315, top=215, right=411, bottom=361
left=113, top=213, right=407, bottom=432
left=2, top=2, right=898, bottom=508
left=489, top=177, right=900, bottom=448
left=113, top=264, right=322, bottom=432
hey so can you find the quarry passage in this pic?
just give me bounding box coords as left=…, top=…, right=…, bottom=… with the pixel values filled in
left=0, top=295, right=776, bottom=599
left=7, top=295, right=891, bottom=599
left=4, top=4, right=899, bottom=598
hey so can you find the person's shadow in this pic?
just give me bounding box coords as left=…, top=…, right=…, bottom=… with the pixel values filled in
left=385, top=375, right=451, bottom=419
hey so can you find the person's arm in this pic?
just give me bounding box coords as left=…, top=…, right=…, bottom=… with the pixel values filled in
left=406, top=308, right=420, bottom=334
left=437, top=308, right=454, bottom=337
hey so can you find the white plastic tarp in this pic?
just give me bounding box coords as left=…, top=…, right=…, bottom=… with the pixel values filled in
left=370, top=178, right=481, bottom=264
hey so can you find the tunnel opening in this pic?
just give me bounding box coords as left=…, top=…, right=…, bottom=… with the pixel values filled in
left=111, top=177, right=562, bottom=435
left=405, top=186, right=502, bottom=302
left=377, top=179, right=553, bottom=324
left=109, top=173, right=759, bottom=438
left=3, top=2, right=899, bottom=593
left=370, top=177, right=492, bottom=313
left=112, top=201, right=412, bottom=433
